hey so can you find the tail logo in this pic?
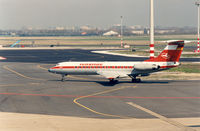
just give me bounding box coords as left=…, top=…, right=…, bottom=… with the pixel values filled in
left=161, top=53, right=170, bottom=59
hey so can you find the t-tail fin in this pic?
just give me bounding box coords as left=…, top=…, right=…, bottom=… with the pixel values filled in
left=145, top=40, right=184, bottom=62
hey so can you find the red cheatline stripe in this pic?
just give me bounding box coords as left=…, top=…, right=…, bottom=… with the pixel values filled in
left=0, top=93, right=199, bottom=99
left=52, top=66, right=134, bottom=69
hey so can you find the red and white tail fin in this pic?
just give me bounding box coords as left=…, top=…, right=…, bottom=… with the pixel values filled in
left=145, top=40, right=184, bottom=62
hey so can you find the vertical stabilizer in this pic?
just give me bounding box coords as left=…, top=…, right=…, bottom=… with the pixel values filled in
left=145, top=40, right=184, bottom=62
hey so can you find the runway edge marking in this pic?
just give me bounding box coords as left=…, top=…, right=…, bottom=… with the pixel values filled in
left=127, top=102, right=196, bottom=131
left=73, top=86, right=135, bottom=119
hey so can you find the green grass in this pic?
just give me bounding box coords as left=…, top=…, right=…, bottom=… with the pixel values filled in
left=167, top=63, right=200, bottom=73
left=182, top=53, right=200, bottom=57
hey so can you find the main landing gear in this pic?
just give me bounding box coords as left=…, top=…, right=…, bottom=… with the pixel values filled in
left=131, top=76, right=141, bottom=83
left=61, top=74, right=67, bottom=82
left=109, top=78, right=119, bottom=84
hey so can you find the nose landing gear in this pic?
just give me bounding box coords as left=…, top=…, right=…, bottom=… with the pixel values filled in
left=61, top=74, right=67, bottom=82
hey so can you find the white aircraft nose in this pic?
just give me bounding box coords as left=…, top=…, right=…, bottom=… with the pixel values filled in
left=48, top=68, right=55, bottom=73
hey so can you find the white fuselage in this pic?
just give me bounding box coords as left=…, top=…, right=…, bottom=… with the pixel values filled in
left=48, top=61, right=179, bottom=78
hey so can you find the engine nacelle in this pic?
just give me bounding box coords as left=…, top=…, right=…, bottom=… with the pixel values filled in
left=134, top=64, right=160, bottom=70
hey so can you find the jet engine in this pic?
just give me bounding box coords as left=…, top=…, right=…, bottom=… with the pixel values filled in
left=134, top=64, right=160, bottom=70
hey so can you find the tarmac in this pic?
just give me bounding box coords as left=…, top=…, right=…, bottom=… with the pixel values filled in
left=0, top=49, right=200, bottom=131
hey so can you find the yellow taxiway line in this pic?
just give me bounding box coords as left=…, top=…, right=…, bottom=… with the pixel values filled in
left=127, top=102, right=196, bottom=131
left=3, top=65, right=46, bottom=81
left=73, top=86, right=135, bottom=119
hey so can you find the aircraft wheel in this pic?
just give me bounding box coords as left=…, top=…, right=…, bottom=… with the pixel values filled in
left=61, top=74, right=67, bottom=82
left=132, top=78, right=141, bottom=83
left=109, top=79, right=118, bottom=84
left=136, top=78, right=141, bottom=83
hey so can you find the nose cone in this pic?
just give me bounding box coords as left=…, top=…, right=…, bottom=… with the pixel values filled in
left=48, top=66, right=60, bottom=74
left=48, top=68, right=55, bottom=73
left=48, top=69, right=52, bottom=72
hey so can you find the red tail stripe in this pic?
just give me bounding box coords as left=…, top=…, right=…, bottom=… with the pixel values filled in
left=150, top=44, right=154, bottom=47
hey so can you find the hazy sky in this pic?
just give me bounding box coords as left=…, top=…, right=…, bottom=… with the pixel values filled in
left=0, top=0, right=198, bottom=29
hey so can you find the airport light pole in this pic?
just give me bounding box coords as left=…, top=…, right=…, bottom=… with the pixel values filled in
left=150, top=0, right=155, bottom=59
left=195, top=1, right=200, bottom=53
left=120, top=16, right=124, bottom=48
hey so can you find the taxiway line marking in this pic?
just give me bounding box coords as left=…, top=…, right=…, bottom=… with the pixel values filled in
left=3, top=65, right=45, bottom=81
left=37, top=65, right=48, bottom=71
left=127, top=102, right=196, bottom=131
left=0, top=84, right=27, bottom=87
left=0, top=83, right=40, bottom=87
left=73, top=86, right=134, bottom=119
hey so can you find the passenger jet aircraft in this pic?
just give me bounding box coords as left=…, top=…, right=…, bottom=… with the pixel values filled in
left=48, top=40, right=184, bottom=83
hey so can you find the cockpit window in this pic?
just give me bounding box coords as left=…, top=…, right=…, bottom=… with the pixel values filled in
left=56, top=63, right=61, bottom=66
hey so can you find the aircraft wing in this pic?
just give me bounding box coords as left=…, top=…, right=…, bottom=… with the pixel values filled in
left=97, top=71, right=129, bottom=79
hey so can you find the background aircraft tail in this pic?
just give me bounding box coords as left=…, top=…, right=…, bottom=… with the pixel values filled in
left=145, top=40, right=184, bottom=62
